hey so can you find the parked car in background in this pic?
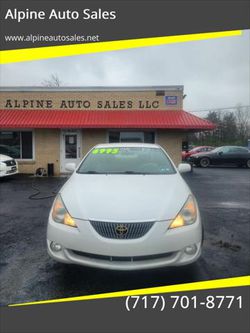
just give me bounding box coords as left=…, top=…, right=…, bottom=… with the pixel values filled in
left=47, top=143, right=202, bottom=270
left=0, top=154, right=19, bottom=177
left=188, top=146, right=250, bottom=168
left=182, top=146, right=214, bottom=160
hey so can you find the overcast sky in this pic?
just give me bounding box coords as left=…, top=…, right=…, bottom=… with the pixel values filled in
left=0, top=30, right=249, bottom=112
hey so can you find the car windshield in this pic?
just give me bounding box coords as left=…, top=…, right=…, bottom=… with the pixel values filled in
left=212, top=147, right=223, bottom=153
left=212, top=146, right=234, bottom=153
left=77, top=147, right=176, bottom=175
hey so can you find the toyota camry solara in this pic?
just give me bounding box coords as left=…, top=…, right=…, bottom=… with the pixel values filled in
left=47, top=143, right=202, bottom=270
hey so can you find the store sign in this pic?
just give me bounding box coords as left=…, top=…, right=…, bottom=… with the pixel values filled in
left=165, top=96, right=177, bottom=105
left=4, top=99, right=161, bottom=109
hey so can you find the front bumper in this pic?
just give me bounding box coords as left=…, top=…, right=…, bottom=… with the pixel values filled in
left=0, top=164, right=18, bottom=177
left=47, top=214, right=202, bottom=270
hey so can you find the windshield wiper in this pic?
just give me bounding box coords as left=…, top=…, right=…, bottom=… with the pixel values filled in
left=80, top=171, right=146, bottom=174
left=122, top=171, right=146, bottom=174
left=82, top=171, right=101, bottom=174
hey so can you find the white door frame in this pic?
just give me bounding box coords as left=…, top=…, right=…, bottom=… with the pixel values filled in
left=60, top=129, right=82, bottom=173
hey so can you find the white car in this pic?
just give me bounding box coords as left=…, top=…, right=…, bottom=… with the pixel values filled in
left=0, top=154, right=19, bottom=177
left=47, top=143, right=202, bottom=270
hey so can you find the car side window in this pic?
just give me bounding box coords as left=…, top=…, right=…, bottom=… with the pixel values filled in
left=229, top=147, right=248, bottom=153
left=218, top=147, right=229, bottom=154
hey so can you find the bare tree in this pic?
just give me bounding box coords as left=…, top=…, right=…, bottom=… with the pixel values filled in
left=42, top=73, right=62, bottom=87
left=235, top=104, right=250, bottom=144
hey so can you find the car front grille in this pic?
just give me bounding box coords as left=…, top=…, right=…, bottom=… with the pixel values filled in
left=4, top=159, right=16, bottom=167
left=90, top=220, right=154, bottom=239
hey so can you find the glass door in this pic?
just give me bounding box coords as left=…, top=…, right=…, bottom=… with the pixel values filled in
left=60, top=130, right=82, bottom=173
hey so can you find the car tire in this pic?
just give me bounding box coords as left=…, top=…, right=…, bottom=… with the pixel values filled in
left=200, top=157, right=210, bottom=168
left=246, top=159, right=250, bottom=169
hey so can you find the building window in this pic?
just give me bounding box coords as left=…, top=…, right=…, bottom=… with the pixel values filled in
left=109, top=131, right=155, bottom=143
left=0, top=131, right=33, bottom=159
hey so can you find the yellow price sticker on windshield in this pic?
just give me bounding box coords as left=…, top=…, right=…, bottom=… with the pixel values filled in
left=92, top=148, right=120, bottom=155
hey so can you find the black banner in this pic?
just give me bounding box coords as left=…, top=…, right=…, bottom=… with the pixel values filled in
left=0, top=0, right=249, bottom=50
left=1, top=286, right=249, bottom=333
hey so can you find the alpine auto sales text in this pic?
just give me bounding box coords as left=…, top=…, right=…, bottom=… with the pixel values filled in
left=4, top=8, right=117, bottom=23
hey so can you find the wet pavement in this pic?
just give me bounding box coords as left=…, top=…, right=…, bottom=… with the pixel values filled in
left=0, top=167, right=250, bottom=305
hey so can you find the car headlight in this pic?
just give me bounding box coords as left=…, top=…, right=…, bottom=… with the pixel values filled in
left=169, top=195, right=197, bottom=229
left=52, top=194, right=77, bottom=228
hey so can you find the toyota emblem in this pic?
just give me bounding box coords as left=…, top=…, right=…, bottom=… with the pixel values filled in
left=115, top=224, right=128, bottom=237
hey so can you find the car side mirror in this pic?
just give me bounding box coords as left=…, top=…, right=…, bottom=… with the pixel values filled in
left=178, top=163, right=192, bottom=173
left=65, top=163, right=76, bottom=172
left=218, top=151, right=223, bottom=156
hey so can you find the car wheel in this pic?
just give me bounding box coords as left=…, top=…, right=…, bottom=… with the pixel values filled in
left=246, top=159, right=250, bottom=168
left=200, top=157, right=210, bottom=168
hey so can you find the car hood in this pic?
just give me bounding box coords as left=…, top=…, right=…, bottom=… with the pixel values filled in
left=60, top=173, right=191, bottom=222
left=0, top=154, right=12, bottom=161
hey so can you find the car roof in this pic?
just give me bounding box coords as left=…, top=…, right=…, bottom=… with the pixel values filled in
left=192, top=146, right=213, bottom=149
left=219, top=145, right=247, bottom=148
left=94, top=143, right=161, bottom=149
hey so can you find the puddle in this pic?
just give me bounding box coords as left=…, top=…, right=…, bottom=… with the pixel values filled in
left=211, top=240, right=241, bottom=252
left=202, top=201, right=250, bottom=209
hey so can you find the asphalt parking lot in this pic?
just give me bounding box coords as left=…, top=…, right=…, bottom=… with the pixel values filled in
left=0, top=167, right=250, bottom=305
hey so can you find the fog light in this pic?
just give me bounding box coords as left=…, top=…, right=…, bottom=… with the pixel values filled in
left=50, top=242, right=62, bottom=252
left=185, top=244, right=197, bottom=255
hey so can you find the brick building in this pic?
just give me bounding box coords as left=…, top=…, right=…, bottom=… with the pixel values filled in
left=0, top=86, right=214, bottom=175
